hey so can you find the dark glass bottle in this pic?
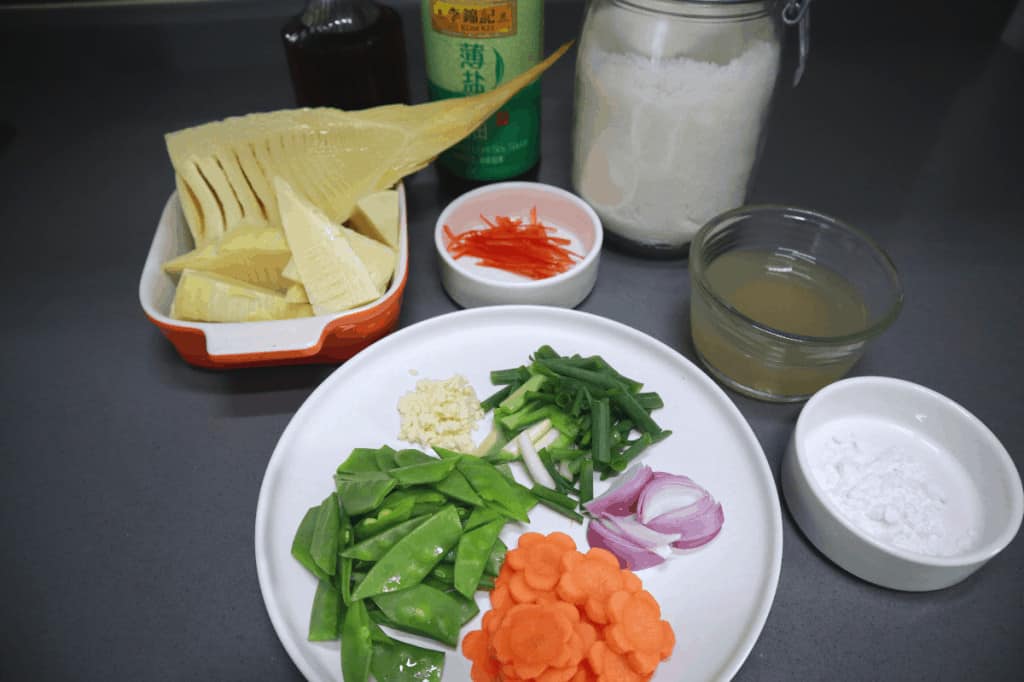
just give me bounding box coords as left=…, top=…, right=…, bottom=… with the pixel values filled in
left=281, top=0, right=411, bottom=111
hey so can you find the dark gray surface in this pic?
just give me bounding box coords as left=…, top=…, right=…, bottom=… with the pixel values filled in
left=2, top=1, right=1022, bottom=680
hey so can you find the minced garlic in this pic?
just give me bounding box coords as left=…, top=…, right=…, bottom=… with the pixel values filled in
left=397, top=374, right=483, bottom=452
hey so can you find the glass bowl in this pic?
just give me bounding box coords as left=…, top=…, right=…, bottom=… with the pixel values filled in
left=689, top=205, right=903, bottom=402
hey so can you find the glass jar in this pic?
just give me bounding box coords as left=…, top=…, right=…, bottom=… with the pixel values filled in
left=572, top=0, right=784, bottom=255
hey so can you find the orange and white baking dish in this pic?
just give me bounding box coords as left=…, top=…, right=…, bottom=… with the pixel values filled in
left=139, top=187, right=409, bottom=369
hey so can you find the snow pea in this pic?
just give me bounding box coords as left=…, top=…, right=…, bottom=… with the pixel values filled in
left=455, top=457, right=535, bottom=522
left=291, top=506, right=330, bottom=582
left=340, top=600, right=372, bottom=682
left=369, top=633, right=444, bottom=682
left=427, top=562, right=455, bottom=585
left=352, top=497, right=416, bottom=540
left=415, top=501, right=447, bottom=517
left=308, top=579, right=341, bottom=641
left=434, top=469, right=483, bottom=507
left=336, top=446, right=396, bottom=474
left=371, top=582, right=478, bottom=647
left=380, top=487, right=448, bottom=514
left=335, top=471, right=396, bottom=516
left=495, top=462, right=519, bottom=483
left=311, top=493, right=340, bottom=576
left=351, top=505, right=462, bottom=600
left=367, top=607, right=391, bottom=633
left=342, top=515, right=430, bottom=562
left=481, top=449, right=520, bottom=465
left=373, top=446, right=398, bottom=471
left=432, top=446, right=464, bottom=461
left=339, top=557, right=353, bottom=606
left=336, top=448, right=380, bottom=474
left=337, top=503, right=354, bottom=605
left=440, top=511, right=506, bottom=564
left=337, top=497, right=353, bottom=547
left=388, top=459, right=457, bottom=486
left=393, top=448, right=434, bottom=466
left=421, top=575, right=451, bottom=592
left=464, top=506, right=504, bottom=531
left=454, top=519, right=504, bottom=599
left=423, top=567, right=494, bottom=593
left=484, top=537, right=507, bottom=577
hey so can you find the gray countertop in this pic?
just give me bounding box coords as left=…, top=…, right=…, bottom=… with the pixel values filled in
left=2, top=1, right=1022, bottom=680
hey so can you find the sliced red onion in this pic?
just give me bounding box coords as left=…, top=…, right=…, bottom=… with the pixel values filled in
left=586, top=517, right=665, bottom=570
left=585, top=468, right=725, bottom=568
left=599, top=514, right=680, bottom=549
left=668, top=502, right=725, bottom=549
left=583, top=464, right=653, bottom=517
left=637, top=472, right=724, bottom=549
left=637, top=473, right=706, bottom=521
left=642, top=491, right=716, bottom=533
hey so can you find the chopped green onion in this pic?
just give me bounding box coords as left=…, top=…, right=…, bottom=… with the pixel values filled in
left=534, top=497, right=584, bottom=523
left=532, top=345, right=560, bottom=361
left=591, top=398, right=611, bottom=467
left=480, top=384, right=514, bottom=412
left=635, top=392, right=664, bottom=410
left=529, top=484, right=579, bottom=512
left=579, top=457, right=594, bottom=505
left=537, top=448, right=576, bottom=495
left=490, top=367, right=529, bottom=385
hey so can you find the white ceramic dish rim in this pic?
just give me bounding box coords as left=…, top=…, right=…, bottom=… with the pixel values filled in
left=792, top=375, right=1024, bottom=567
left=433, top=181, right=603, bottom=289
left=254, top=305, right=784, bottom=682
left=138, top=185, right=409, bottom=358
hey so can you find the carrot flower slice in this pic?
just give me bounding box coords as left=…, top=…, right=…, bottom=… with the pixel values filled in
left=461, top=533, right=674, bottom=682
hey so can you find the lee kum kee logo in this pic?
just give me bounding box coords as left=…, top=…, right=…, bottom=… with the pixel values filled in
left=431, top=0, right=517, bottom=38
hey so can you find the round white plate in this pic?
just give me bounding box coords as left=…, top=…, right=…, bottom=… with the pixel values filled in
left=255, top=306, right=783, bottom=682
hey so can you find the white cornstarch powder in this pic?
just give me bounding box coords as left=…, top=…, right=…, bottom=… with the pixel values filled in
left=572, top=39, right=781, bottom=248
left=806, top=417, right=983, bottom=557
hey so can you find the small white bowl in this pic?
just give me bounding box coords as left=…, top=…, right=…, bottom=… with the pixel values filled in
left=434, top=181, right=602, bottom=308
left=782, top=376, right=1023, bottom=591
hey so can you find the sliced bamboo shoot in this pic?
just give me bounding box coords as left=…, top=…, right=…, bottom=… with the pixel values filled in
left=275, top=177, right=380, bottom=315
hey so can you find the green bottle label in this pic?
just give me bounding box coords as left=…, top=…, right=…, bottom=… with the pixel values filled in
left=422, top=0, right=543, bottom=180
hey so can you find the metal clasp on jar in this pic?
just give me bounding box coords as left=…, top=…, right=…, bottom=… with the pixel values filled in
left=783, top=0, right=813, bottom=85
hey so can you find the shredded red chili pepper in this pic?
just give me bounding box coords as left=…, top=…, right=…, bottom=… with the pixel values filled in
left=444, top=207, right=582, bottom=280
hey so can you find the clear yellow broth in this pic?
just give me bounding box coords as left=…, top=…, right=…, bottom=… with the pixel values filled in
left=691, top=249, right=869, bottom=401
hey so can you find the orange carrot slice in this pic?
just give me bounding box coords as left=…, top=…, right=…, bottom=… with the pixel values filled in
left=538, top=665, right=584, bottom=682
left=557, top=548, right=628, bottom=624
left=509, top=571, right=540, bottom=603
left=463, top=629, right=489, bottom=661
left=604, top=589, right=675, bottom=664
left=626, top=650, right=661, bottom=676
left=461, top=533, right=675, bottom=682
left=588, top=641, right=648, bottom=682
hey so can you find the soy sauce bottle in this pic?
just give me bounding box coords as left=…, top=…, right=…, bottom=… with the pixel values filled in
left=282, top=0, right=411, bottom=111
left=421, top=0, right=543, bottom=187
